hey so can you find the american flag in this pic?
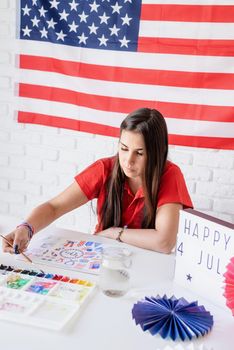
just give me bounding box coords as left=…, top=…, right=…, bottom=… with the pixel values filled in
left=18, top=0, right=234, bottom=149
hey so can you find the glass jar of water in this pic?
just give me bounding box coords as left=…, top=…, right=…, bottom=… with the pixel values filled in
left=99, top=246, right=132, bottom=297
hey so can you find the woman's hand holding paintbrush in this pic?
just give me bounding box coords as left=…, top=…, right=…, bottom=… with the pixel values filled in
left=1, top=226, right=32, bottom=262
left=1, top=234, right=32, bottom=263
left=1, top=232, right=45, bottom=273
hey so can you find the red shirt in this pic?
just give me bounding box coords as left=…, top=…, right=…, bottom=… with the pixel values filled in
left=75, top=157, right=193, bottom=232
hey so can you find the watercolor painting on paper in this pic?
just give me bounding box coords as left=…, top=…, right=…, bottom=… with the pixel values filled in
left=20, top=238, right=103, bottom=274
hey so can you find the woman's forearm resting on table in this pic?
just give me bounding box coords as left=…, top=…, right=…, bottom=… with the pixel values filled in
left=121, top=228, right=177, bottom=253
left=99, top=227, right=176, bottom=253
left=99, top=203, right=182, bottom=253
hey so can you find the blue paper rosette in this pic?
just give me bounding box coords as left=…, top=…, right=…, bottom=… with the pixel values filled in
left=132, top=295, right=213, bottom=341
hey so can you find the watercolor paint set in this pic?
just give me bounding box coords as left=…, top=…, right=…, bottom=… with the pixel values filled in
left=17, top=236, right=104, bottom=275
left=0, top=264, right=96, bottom=331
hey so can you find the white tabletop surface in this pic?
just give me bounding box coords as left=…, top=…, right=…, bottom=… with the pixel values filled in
left=0, top=215, right=233, bottom=350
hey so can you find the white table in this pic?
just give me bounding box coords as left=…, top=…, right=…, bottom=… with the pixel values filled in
left=0, top=216, right=233, bottom=350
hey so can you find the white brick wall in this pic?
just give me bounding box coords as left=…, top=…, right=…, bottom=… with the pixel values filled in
left=0, top=1, right=233, bottom=233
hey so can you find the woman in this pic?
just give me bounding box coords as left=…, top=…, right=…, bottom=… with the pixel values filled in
left=2, top=108, right=193, bottom=254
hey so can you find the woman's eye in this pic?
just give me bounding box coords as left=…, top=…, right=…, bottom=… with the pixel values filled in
left=137, top=152, right=143, bottom=156
left=121, top=147, right=128, bottom=151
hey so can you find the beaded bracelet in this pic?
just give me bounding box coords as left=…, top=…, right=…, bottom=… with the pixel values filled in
left=16, top=222, right=35, bottom=240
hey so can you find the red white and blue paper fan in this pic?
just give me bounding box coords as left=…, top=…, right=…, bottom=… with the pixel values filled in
left=132, top=295, right=213, bottom=341
left=224, top=257, right=234, bottom=315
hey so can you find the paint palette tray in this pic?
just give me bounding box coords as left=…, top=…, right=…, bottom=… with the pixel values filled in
left=0, top=264, right=96, bottom=331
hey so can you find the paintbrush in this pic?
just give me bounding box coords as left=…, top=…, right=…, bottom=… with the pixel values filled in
left=0, top=234, right=44, bottom=273
left=0, top=234, right=45, bottom=274
left=0, top=234, right=33, bottom=263
left=0, top=234, right=42, bottom=271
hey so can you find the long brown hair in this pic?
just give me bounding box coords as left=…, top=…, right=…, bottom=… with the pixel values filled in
left=100, top=108, right=168, bottom=229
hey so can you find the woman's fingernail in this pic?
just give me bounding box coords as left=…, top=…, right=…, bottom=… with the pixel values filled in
left=14, top=244, right=20, bottom=254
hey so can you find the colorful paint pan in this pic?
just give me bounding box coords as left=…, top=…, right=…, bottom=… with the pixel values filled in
left=52, top=274, right=63, bottom=281
left=36, top=272, right=45, bottom=277
left=6, top=274, right=31, bottom=290
left=26, top=280, right=57, bottom=295
left=13, top=268, right=23, bottom=273
left=0, top=264, right=7, bottom=270
left=69, top=278, right=80, bottom=284
left=60, top=276, right=70, bottom=282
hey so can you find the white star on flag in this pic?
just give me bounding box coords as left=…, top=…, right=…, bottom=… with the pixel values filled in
left=121, top=13, right=132, bottom=25
left=38, top=6, right=47, bottom=17
left=69, top=0, right=79, bottom=11
left=111, top=2, right=122, bottom=14
left=88, top=22, right=98, bottom=34
left=59, top=9, right=69, bottom=21
left=99, top=12, right=110, bottom=24
left=49, top=0, right=60, bottom=10
left=79, top=11, right=89, bottom=23
left=78, top=32, right=88, bottom=44
left=40, top=27, right=48, bottom=38
left=119, top=35, right=130, bottom=47
left=69, top=21, right=78, bottom=33
left=90, top=1, right=100, bottom=13
left=22, top=25, right=31, bottom=36
left=46, top=18, right=57, bottom=29
left=31, top=16, right=40, bottom=27
left=98, top=34, right=108, bottom=46
left=22, top=4, right=31, bottom=16
left=109, top=24, right=120, bottom=36
left=56, top=30, right=67, bottom=41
